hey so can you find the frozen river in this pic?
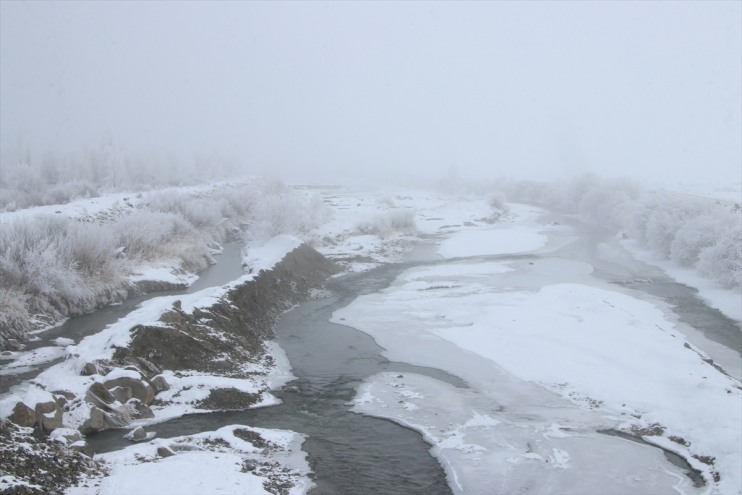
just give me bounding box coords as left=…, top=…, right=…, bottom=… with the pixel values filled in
left=334, top=206, right=740, bottom=495
left=88, top=205, right=740, bottom=494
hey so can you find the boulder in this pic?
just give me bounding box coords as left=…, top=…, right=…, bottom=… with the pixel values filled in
left=79, top=407, right=109, bottom=435
left=109, top=386, right=133, bottom=404
left=9, top=402, right=36, bottom=428
left=79, top=406, right=130, bottom=435
left=157, top=446, right=176, bottom=458
left=69, top=439, right=94, bottom=457
left=123, top=356, right=161, bottom=378
left=81, top=362, right=99, bottom=376
left=50, top=428, right=81, bottom=445
left=35, top=401, right=63, bottom=433
left=150, top=375, right=170, bottom=393
left=127, top=399, right=154, bottom=419
left=103, top=377, right=155, bottom=405
left=52, top=390, right=75, bottom=409
left=85, top=382, right=117, bottom=408
left=124, top=426, right=147, bottom=442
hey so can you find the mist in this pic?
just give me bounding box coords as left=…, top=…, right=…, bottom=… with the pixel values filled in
left=1, top=1, right=740, bottom=185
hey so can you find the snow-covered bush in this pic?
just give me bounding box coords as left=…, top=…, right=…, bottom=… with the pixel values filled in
left=697, top=224, right=742, bottom=289
left=249, top=188, right=333, bottom=242
left=112, top=211, right=213, bottom=271
left=356, top=210, right=417, bottom=238
left=0, top=288, right=28, bottom=347
left=484, top=192, right=510, bottom=223
left=0, top=177, right=337, bottom=346
left=0, top=216, right=127, bottom=323
left=0, top=181, right=264, bottom=345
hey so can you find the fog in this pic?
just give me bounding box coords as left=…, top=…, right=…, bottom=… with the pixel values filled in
left=1, top=1, right=740, bottom=185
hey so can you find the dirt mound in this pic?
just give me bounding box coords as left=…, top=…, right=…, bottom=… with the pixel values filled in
left=116, top=243, right=338, bottom=389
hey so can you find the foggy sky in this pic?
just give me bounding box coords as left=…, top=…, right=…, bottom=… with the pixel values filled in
left=1, top=1, right=740, bottom=184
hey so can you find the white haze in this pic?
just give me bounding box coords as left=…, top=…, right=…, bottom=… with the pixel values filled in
left=0, top=1, right=740, bottom=185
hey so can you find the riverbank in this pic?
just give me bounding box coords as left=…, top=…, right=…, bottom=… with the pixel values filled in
left=0, top=238, right=337, bottom=494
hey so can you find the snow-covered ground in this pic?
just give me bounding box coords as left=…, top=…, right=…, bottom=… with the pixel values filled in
left=67, top=425, right=313, bottom=495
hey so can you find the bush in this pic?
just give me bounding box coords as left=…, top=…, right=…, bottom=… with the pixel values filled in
left=356, top=210, right=417, bottom=238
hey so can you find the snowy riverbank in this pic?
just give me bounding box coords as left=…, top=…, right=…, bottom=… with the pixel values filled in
left=1, top=236, right=336, bottom=494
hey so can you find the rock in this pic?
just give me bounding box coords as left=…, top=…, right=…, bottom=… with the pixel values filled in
left=157, top=446, right=176, bottom=458
left=103, top=377, right=155, bottom=405
left=78, top=406, right=129, bottom=434
left=123, top=356, right=161, bottom=377
left=9, top=402, right=36, bottom=428
left=50, top=428, right=81, bottom=445
left=78, top=407, right=108, bottom=435
left=69, top=439, right=95, bottom=457
left=127, top=399, right=154, bottom=419
left=52, top=391, right=75, bottom=409
left=35, top=401, right=63, bottom=433
left=124, top=426, right=147, bottom=442
left=109, top=386, right=133, bottom=404
left=150, top=375, right=170, bottom=393
left=81, top=362, right=99, bottom=376
left=85, top=382, right=118, bottom=410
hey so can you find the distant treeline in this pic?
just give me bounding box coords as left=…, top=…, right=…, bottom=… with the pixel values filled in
left=0, top=140, right=244, bottom=211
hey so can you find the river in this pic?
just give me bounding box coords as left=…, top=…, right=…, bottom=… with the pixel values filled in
left=7, top=216, right=740, bottom=493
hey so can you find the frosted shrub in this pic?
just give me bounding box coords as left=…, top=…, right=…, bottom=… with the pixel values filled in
left=697, top=224, right=742, bottom=289
left=113, top=210, right=212, bottom=270
left=250, top=189, right=332, bottom=242
left=356, top=210, right=417, bottom=238
left=0, top=216, right=124, bottom=320
left=485, top=192, right=510, bottom=223
left=146, top=190, right=221, bottom=229
left=669, top=216, right=723, bottom=266
left=0, top=288, right=28, bottom=346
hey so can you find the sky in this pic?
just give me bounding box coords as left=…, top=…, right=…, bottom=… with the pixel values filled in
left=0, top=0, right=740, bottom=185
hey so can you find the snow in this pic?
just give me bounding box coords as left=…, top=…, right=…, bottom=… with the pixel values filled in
left=128, top=261, right=199, bottom=287
left=0, top=345, right=66, bottom=376
left=243, top=234, right=303, bottom=273
left=67, top=425, right=312, bottom=495
left=623, top=239, right=742, bottom=321
left=436, top=204, right=548, bottom=258
left=332, top=202, right=742, bottom=494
